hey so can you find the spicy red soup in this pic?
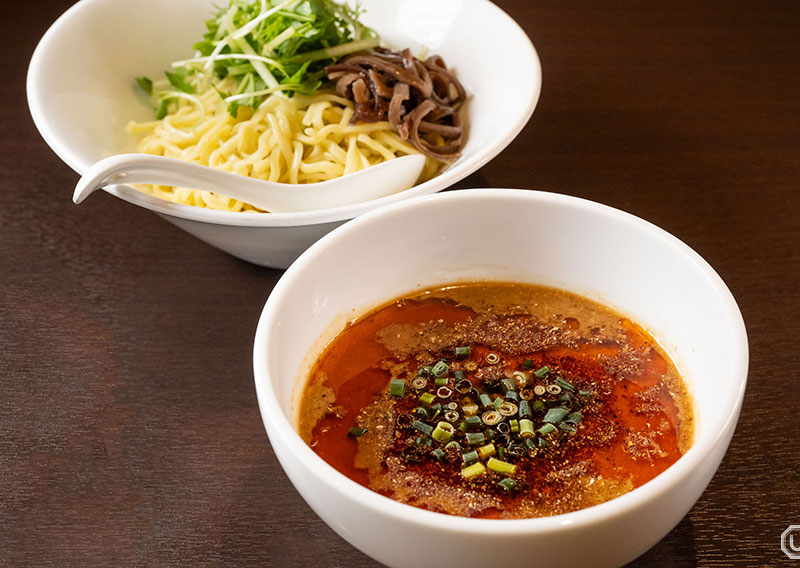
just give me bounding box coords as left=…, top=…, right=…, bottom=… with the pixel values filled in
left=297, top=282, right=693, bottom=519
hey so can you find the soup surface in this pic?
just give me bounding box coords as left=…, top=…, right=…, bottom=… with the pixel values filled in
left=297, top=282, right=693, bottom=519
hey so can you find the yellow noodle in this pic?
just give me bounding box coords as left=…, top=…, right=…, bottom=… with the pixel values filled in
left=127, top=80, right=437, bottom=212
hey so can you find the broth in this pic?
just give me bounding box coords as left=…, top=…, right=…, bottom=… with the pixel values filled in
left=297, top=282, right=693, bottom=519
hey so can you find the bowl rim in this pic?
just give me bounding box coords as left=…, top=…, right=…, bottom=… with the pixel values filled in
left=26, top=0, right=542, bottom=228
left=253, top=188, right=749, bottom=533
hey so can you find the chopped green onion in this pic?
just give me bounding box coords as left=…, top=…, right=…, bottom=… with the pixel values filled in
left=546, top=384, right=562, bottom=395
left=519, top=418, right=535, bottom=438
left=509, top=419, right=520, bottom=433
left=454, top=370, right=466, bottom=381
left=464, top=416, right=483, bottom=430
left=523, top=359, right=533, bottom=370
left=501, top=378, right=516, bottom=392
left=347, top=427, right=367, bottom=437
left=431, top=448, right=446, bottom=463
left=496, top=422, right=510, bottom=434
left=461, top=462, right=487, bottom=479
left=537, top=423, right=557, bottom=436
left=418, top=366, right=433, bottom=376
left=462, top=450, right=479, bottom=466
left=436, top=386, right=453, bottom=399
left=556, top=376, right=575, bottom=392
left=487, top=457, right=517, bottom=475
left=481, top=410, right=502, bottom=426
left=462, top=403, right=479, bottom=416
left=435, top=377, right=448, bottom=387
left=419, top=392, right=436, bottom=405
left=498, top=477, right=517, bottom=491
left=504, top=391, right=520, bottom=403
left=412, top=420, right=433, bottom=436
left=432, top=360, right=449, bottom=377
left=431, top=421, right=455, bottom=442
left=411, top=377, right=428, bottom=389
left=413, top=407, right=429, bottom=419
left=559, top=422, right=577, bottom=433
left=523, top=438, right=537, bottom=451
left=485, top=353, right=500, bottom=364
left=444, top=410, right=460, bottom=423
left=534, top=365, right=550, bottom=378
left=533, top=385, right=546, bottom=396
left=465, top=432, right=486, bottom=446
left=389, top=378, right=405, bottom=397
left=480, top=394, right=493, bottom=408
left=519, top=400, right=532, bottom=418
left=454, top=346, right=471, bottom=358
left=455, top=378, right=472, bottom=393
left=491, top=397, right=504, bottom=410
left=511, top=371, right=528, bottom=386
left=543, top=407, right=569, bottom=424
left=445, top=440, right=462, bottom=452
left=498, top=401, right=518, bottom=416
left=565, top=411, right=582, bottom=425
left=532, top=399, right=545, bottom=413
left=477, top=443, right=496, bottom=460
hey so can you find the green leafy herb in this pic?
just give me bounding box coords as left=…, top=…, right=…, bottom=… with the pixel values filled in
left=136, top=0, right=378, bottom=117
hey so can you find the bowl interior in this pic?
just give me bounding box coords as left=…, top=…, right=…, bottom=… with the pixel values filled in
left=27, top=0, right=541, bottom=223
left=258, top=189, right=748, bottom=470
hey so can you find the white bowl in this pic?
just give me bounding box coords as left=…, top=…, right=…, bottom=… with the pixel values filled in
left=253, top=188, right=748, bottom=567
left=26, top=0, right=541, bottom=268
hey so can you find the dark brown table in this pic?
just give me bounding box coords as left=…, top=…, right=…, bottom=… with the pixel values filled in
left=4, top=1, right=799, bottom=565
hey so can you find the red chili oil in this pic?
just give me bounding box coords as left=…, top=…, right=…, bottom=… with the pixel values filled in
left=298, top=283, right=693, bottom=519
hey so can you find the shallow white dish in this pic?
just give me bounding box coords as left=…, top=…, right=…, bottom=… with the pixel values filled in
left=27, top=0, right=541, bottom=268
left=253, top=188, right=748, bottom=567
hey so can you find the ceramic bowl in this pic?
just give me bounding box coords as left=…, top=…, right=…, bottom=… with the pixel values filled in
left=26, top=0, right=541, bottom=268
left=253, top=188, right=748, bottom=567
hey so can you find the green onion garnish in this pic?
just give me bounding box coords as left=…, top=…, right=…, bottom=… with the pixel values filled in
left=523, top=359, right=533, bottom=370
left=543, top=407, right=569, bottom=424
left=519, top=400, right=532, bottom=418
left=501, top=378, right=516, bottom=392
left=412, top=420, right=433, bottom=436
left=454, top=346, right=471, bottom=358
left=487, top=457, right=517, bottom=475
left=565, top=411, right=582, bottom=425
left=537, top=423, right=556, bottom=436
left=431, top=448, right=446, bottom=463
left=389, top=378, right=405, bottom=397
left=347, top=427, right=367, bottom=437
left=465, top=432, right=486, bottom=446
left=555, top=376, right=575, bottom=392
left=534, top=365, right=550, bottom=378
left=464, top=416, right=482, bottom=430
left=462, top=450, right=479, bottom=466
left=435, top=377, right=448, bottom=387
left=519, top=418, right=534, bottom=438
left=432, top=360, right=449, bottom=377
left=485, top=352, right=500, bottom=364
left=419, top=392, right=436, bottom=406
left=479, top=394, right=493, bottom=408
left=431, top=421, right=455, bottom=442
left=477, top=443, right=496, bottom=460
left=498, top=477, right=517, bottom=491
left=461, top=462, right=487, bottom=479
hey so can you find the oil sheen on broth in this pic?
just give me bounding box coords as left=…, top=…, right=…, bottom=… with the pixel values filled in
left=297, top=282, right=694, bottom=519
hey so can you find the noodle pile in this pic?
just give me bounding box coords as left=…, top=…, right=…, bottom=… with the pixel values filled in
left=127, top=78, right=437, bottom=212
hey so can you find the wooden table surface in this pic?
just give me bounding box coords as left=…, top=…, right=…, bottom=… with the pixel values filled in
left=4, top=1, right=799, bottom=566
